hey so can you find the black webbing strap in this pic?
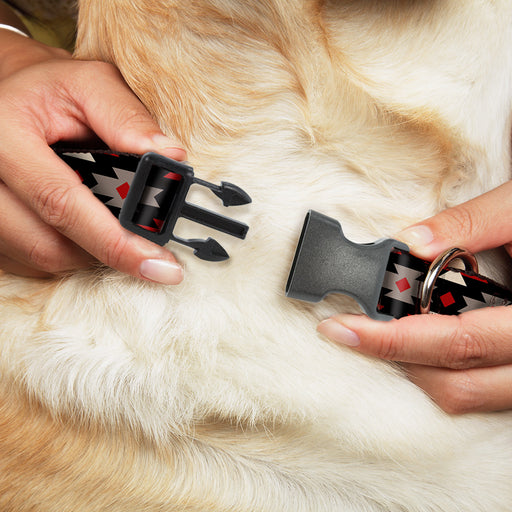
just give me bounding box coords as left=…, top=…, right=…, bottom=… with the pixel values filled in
left=57, top=149, right=155, bottom=219
left=378, top=249, right=512, bottom=319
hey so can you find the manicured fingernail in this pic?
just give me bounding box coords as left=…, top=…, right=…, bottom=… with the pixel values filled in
left=396, top=225, right=434, bottom=250
left=139, top=259, right=183, bottom=285
left=317, top=319, right=360, bottom=347
left=151, top=134, right=187, bottom=160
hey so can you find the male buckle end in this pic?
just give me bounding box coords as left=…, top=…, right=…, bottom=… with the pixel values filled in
left=119, top=152, right=251, bottom=261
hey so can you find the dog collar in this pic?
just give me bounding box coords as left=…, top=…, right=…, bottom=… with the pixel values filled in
left=55, top=147, right=251, bottom=261
left=286, top=210, right=512, bottom=320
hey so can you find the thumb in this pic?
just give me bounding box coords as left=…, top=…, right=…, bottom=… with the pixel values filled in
left=395, top=180, right=512, bottom=259
left=71, top=61, right=187, bottom=161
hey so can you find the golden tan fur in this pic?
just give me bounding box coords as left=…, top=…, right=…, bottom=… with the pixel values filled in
left=1, top=0, right=512, bottom=510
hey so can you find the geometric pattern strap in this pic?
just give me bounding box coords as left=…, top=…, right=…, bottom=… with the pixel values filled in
left=57, top=149, right=182, bottom=234
left=378, top=249, right=512, bottom=319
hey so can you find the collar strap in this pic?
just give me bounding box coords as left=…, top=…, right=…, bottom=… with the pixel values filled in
left=286, top=210, right=512, bottom=320
left=55, top=148, right=251, bottom=261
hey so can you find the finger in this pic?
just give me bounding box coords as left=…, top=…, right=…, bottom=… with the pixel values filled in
left=2, top=59, right=186, bottom=160
left=404, top=363, right=512, bottom=414
left=395, top=180, right=512, bottom=259
left=56, top=61, right=187, bottom=160
left=0, top=182, right=93, bottom=272
left=317, top=306, right=512, bottom=369
left=0, top=140, right=184, bottom=284
left=0, top=254, right=53, bottom=278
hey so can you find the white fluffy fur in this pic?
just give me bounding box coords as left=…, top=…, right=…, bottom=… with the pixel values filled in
left=1, top=1, right=512, bottom=510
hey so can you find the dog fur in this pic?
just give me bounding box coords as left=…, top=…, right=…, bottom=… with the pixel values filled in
left=1, top=0, right=512, bottom=510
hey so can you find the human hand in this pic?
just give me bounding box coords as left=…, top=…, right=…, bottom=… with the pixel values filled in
left=318, top=181, right=512, bottom=414
left=0, top=30, right=186, bottom=283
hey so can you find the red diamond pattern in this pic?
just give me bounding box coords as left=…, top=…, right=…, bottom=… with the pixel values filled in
left=116, top=182, right=130, bottom=199
left=396, top=277, right=411, bottom=293
left=440, top=292, right=455, bottom=308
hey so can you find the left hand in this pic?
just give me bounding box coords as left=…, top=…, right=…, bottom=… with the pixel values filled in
left=0, top=30, right=186, bottom=282
left=317, top=181, right=512, bottom=414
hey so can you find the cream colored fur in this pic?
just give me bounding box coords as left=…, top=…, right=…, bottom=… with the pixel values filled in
left=1, top=1, right=512, bottom=510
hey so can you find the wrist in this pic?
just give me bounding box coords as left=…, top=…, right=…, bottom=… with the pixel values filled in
left=0, top=1, right=29, bottom=34
left=0, top=24, right=29, bottom=38
left=0, top=30, right=71, bottom=80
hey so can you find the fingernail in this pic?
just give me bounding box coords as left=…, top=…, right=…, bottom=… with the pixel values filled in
left=396, top=225, right=434, bottom=251
left=317, top=319, right=360, bottom=347
left=151, top=134, right=187, bottom=160
left=139, top=259, right=183, bottom=285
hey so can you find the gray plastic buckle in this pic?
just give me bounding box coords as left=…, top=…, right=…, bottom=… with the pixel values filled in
left=285, top=210, right=409, bottom=321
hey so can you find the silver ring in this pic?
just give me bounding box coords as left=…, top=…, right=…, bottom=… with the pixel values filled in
left=419, top=247, right=478, bottom=314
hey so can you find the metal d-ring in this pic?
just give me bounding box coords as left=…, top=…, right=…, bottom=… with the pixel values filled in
left=419, top=247, right=479, bottom=314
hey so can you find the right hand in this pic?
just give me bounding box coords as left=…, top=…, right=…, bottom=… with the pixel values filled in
left=318, top=180, right=512, bottom=414
left=0, top=30, right=186, bottom=284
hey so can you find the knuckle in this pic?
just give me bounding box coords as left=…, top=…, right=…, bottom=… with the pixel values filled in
left=441, top=204, right=477, bottom=241
left=442, top=317, right=487, bottom=369
left=34, top=183, right=79, bottom=231
left=435, top=371, right=482, bottom=414
left=374, top=325, right=403, bottom=360
left=109, top=109, right=156, bottom=152
left=115, top=104, right=152, bottom=131
left=28, top=239, right=65, bottom=274
left=102, top=234, right=130, bottom=270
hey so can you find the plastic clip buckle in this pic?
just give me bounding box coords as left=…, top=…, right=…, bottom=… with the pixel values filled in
left=285, top=210, right=409, bottom=320
left=119, top=152, right=251, bottom=261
